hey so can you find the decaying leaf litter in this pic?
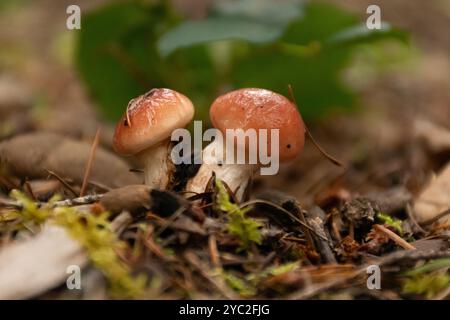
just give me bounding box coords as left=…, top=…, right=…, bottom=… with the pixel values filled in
left=1, top=0, right=450, bottom=301
left=1, top=81, right=449, bottom=300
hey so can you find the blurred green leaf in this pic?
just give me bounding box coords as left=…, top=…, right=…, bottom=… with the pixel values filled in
left=158, top=18, right=284, bottom=57
left=76, top=1, right=216, bottom=121
left=158, top=0, right=302, bottom=56
left=324, top=22, right=409, bottom=47
left=76, top=2, right=164, bottom=120
left=213, top=0, right=303, bottom=26
left=232, top=3, right=409, bottom=119
left=282, top=2, right=357, bottom=45
left=76, top=1, right=409, bottom=123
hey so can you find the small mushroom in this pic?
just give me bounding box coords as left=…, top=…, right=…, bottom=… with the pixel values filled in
left=186, top=88, right=305, bottom=200
left=113, top=88, right=194, bottom=189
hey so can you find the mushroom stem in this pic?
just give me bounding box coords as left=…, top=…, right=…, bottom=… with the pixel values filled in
left=186, top=140, right=254, bottom=201
left=137, top=140, right=174, bottom=189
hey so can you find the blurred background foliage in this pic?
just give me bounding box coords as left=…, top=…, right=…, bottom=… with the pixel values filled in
left=75, top=0, right=408, bottom=123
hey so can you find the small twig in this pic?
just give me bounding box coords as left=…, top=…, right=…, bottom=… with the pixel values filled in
left=45, top=169, right=78, bottom=197
left=237, top=199, right=328, bottom=241
left=153, top=206, right=185, bottom=238
left=406, top=203, right=427, bottom=234
left=330, top=209, right=342, bottom=242
left=298, top=210, right=315, bottom=250
left=80, top=128, right=101, bottom=197
left=374, top=224, right=416, bottom=250
left=1, top=194, right=103, bottom=209
left=53, top=194, right=103, bottom=207
left=348, top=222, right=355, bottom=240
left=23, top=180, right=36, bottom=201
left=87, top=180, right=112, bottom=192
left=285, top=249, right=449, bottom=300
left=183, top=250, right=238, bottom=299
left=420, top=208, right=450, bottom=227
left=209, top=234, right=221, bottom=269
left=287, top=84, right=345, bottom=168
left=179, top=190, right=201, bottom=195
left=143, top=226, right=172, bottom=260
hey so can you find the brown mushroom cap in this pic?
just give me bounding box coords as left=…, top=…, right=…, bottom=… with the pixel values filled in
left=210, top=88, right=305, bottom=162
left=113, top=88, right=194, bottom=155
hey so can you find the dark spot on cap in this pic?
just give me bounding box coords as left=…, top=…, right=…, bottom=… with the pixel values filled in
left=286, top=144, right=291, bottom=149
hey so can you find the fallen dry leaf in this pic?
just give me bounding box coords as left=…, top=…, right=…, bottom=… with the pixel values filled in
left=414, top=162, right=450, bottom=225
left=0, top=225, right=87, bottom=299
left=415, top=119, right=450, bottom=154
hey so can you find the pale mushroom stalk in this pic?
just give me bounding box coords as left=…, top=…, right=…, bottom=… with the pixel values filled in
left=186, top=139, right=254, bottom=200
left=136, top=140, right=174, bottom=188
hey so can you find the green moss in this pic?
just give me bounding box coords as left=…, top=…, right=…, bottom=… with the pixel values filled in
left=402, top=273, right=449, bottom=299
left=402, top=258, right=450, bottom=299
left=215, top=178, right=262, bottom=251
left=247, top=262, right=299, bottom=285
left=405, top=258, right=450, bottom=276
left=377, top=212, right=403, bottom=235
left=221, top=271, right=256, bottom=297
left=10, top=189, right=54, bottom=225
left=9, top=190, right=147, bottom=299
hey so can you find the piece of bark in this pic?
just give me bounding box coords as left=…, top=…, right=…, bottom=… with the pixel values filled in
left=341, top=197, right=378, bottom=228
left=99, top=185, right=152, bottom=215
left=366, top=187, right=412, bottom=214
left=411, top=238, right=450, bottom=252
left=414, top=162, right=450, bottom=224
left=0, top=225, right=87, bottom=299
left=308, top=206, right=337, bottom=264
left=0, top=132, right=140, bottom=188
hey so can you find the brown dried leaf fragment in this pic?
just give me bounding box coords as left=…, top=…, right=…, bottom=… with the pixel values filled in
left=0, top=132, right=140, bottom=189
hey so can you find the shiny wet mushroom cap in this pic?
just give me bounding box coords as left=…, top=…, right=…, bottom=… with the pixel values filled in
left=113, top=88, right=194, bottom=155
left=210, top=88, right=305, bottom=161
left=113, top=88, right=194, bottom=189
left=186, top=88, right=305, bottom=200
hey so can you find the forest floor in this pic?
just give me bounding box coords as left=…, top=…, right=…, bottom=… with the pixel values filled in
left=0, top=0, right=449, bottom=299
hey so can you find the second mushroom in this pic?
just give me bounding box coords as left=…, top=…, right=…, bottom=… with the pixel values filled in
left=186, top=88, right=305, bottom=201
